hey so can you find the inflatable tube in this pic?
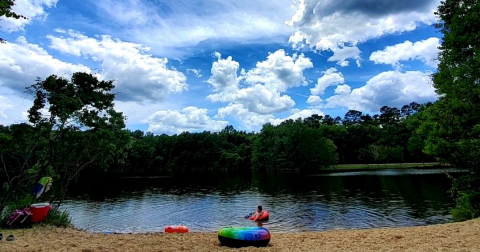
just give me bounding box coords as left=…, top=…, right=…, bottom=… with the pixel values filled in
left=218, top=227, right=271, bottom=247
left=165, top=225, right=189, bottom=233
left=248, top=210, right=269, bottom=221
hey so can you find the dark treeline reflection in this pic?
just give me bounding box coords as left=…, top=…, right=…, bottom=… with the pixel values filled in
left=62, top=170, right=458, bottom=233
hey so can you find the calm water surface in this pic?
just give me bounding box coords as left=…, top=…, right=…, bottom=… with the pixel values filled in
left=62, top=168, right=464, bottom=233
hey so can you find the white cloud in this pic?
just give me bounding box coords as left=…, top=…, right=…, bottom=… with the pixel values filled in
left=229, top=84, right=296, bottom=115
left=145, top=106, right=228, bottom=135
left=325, top=71, right=438, bottom=112
left=91, top=0, right=296, bottom=58
left=310, top=68, right=345, bottom=96
left=216, top=104, right=323, bottom=129
left=186, top=68, right=202, bottom=78
left=328, top=46, right=362, bottom=67
left=269, top=108, right=324, bottom=126
left=47, top=30, right=188, bottom=102
left=334, top=84, right=351, bottom=95
left=286, top=0, right=440, bottom=66
left=208, top=50, right=317, bottom=128
left=369, top=37, right=440, bottom=68
left=206, top=52, right=241, bottom=101
left=216, top=103, right=275, bottom=129
left=243, top=49, right=313, bottom=92
left=208, top=50, right=310, bottom=117
left=0, top=36, right=91, bottom=92
left=0, top=87, right=31, bottom=125
left=0, top=0, right=58, bottom=32
left=306, top=95, right=322, bottom=105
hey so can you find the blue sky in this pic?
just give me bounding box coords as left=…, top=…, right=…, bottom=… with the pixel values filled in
left=0, top=0, right=442, bottom=134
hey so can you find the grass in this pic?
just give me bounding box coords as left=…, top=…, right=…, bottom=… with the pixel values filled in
left=326, top=162, right=445, bottom=171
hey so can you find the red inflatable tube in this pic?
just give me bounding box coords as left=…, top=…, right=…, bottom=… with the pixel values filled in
left=249, top=211, right=269, bottom=221
left=165, top=226, right=189, bottom=233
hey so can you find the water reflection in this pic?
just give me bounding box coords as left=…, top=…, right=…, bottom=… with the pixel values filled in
left=62, top=169, right=464, bottom=233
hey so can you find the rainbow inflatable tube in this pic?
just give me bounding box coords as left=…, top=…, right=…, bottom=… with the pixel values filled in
left=248, top=211, right=269, bottom=221
left=218, top=227, right=271, bottom=247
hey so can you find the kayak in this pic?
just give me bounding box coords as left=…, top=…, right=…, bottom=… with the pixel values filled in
left=218, top=227, right=271, bottom=247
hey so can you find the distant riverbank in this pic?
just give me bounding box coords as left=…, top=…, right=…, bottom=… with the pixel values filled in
left=1, top=218, right=478, bottom=251
left=325, top=162, right=447, bottom=171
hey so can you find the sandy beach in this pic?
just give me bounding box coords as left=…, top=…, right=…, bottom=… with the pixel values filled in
left=1, top=218, right=479, bottom=252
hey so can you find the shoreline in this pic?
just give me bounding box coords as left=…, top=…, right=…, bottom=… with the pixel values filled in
left=1, top=218, right=479, bottom=251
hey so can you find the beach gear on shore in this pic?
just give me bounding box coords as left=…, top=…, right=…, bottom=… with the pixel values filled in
left=31, top=177, right=53, bottom=199
left=30, top=203, right=51, bottom=223
left=165, top=226, right=189, bottom=233
left=218, top=227, right=271, bottom=247
left=6, top=208, right=32, bottom=227
left=248, top=211, right=269, bottom=221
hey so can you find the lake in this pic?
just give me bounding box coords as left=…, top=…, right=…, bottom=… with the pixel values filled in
left=62, top=168, right=465, bottom=233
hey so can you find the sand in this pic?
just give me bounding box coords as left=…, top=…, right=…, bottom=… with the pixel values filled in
left=1, top=219, right=479, bottom=252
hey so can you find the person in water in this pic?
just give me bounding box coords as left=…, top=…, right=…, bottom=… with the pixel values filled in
left=252, top=205, right=264, bottom=221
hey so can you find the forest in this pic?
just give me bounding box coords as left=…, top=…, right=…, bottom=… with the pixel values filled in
left=0, top=0, right=479, bottom=220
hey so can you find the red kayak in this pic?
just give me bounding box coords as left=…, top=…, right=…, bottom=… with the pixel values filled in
left=249, top=211, right=269, bottom=221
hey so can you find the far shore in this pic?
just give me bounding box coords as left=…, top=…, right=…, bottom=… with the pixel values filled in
left=324, top=162, right=449, bottom=171
left=1, top=218, right=479, bottom=251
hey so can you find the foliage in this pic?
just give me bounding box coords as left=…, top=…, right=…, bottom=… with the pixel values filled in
left=44, top=208, right=72, bottom=228
left=24, top=72, right=129, bottom=208
left=252, top=120, right=338, bottom=173
left=416, top=0, right=480, bottom=219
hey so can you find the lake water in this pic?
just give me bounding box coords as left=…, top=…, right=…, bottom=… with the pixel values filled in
left=62, top=168, right=465, bottom=233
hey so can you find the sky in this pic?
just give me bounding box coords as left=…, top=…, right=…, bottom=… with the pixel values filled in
left=0, top=0, right=442, bottom=135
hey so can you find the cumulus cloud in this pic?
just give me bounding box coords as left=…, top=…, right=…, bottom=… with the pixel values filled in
left=47, top=30, right=188, bottom=102
left=325, top=71, right=438, bottom=112
left=334, top=84, right=351, bottom=95
left=207, top=50, right=317, bottom=128
left=286, top=0, right=440, bottom=66
left=208, top=50, right=312, bottom=116
left=307, top=95, right=322, bottom=105
left=269, top=108, right=324, bottom=126
left=243, top=49, right=313, bottom=92
left=206, top=52, right=241, bottom=101
left=0, top=36, right=91, bottom=92
left=216, top=103, right=275, bottom=128
left=0, top=0, right=58, bottom=32
left=310, top=68, right=345, bottom=96
left=0, top=87, right=31, bottom=125
left=369, top=37, right=440, bottom=68
left=216, top=104, right=323, bottom=129
left=327, top=46, right=362, bottom=67
left=91, top=0, right=296, bottom=57
left=145, top=106, right=228, bottom=135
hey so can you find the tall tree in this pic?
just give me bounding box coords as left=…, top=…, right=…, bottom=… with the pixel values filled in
left=26, top=72, right=130, bottom=208
left=421, top=0, right=480, bottom=219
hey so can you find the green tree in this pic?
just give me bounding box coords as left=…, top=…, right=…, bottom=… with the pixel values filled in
left=26, top=72, right=130, bottom=208
left=420, top=0, right=480, bottom=219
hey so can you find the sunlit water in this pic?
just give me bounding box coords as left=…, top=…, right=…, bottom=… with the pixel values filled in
left=61, top=168, right=465, bottom=233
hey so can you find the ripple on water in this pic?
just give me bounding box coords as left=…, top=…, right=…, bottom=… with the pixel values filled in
left=62, top=170, right=459, bottom=233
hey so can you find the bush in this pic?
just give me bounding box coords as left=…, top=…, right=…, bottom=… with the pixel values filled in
left=451, top=191, right=480, bottom=221
left=44, top=208, right=72, bottom=228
